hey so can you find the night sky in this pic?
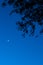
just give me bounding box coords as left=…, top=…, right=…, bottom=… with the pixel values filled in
left=0, top=0, right=43, bottom=65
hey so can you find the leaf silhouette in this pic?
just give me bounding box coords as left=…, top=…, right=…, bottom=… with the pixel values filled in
left=2, top=0, right=43, bottom=37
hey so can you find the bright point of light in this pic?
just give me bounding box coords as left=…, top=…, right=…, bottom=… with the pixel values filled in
left=7, top=40, right=10, bottom=42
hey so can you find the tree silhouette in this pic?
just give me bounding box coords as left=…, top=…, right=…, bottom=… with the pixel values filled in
left=2, top=0, right=43, bottom=37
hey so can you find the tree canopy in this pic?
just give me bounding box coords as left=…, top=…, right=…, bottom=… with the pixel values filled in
left=2, top=0, right=43, bottom=37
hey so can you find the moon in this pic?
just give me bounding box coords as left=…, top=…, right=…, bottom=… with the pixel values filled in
left=6, top=40, right=10, bottom=43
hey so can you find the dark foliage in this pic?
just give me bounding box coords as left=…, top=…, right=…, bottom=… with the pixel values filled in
left=2, top=0, right=43, bottom=37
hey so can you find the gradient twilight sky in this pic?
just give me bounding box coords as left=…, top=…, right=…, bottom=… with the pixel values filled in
left=0, top=0, right=43, bottom=65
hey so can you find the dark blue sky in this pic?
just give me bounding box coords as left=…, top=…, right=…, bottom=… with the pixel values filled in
left=0, top=0, right=43, bottom=65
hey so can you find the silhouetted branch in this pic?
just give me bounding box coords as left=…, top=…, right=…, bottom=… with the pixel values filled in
left=2, top=0, right=43, bottom=37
